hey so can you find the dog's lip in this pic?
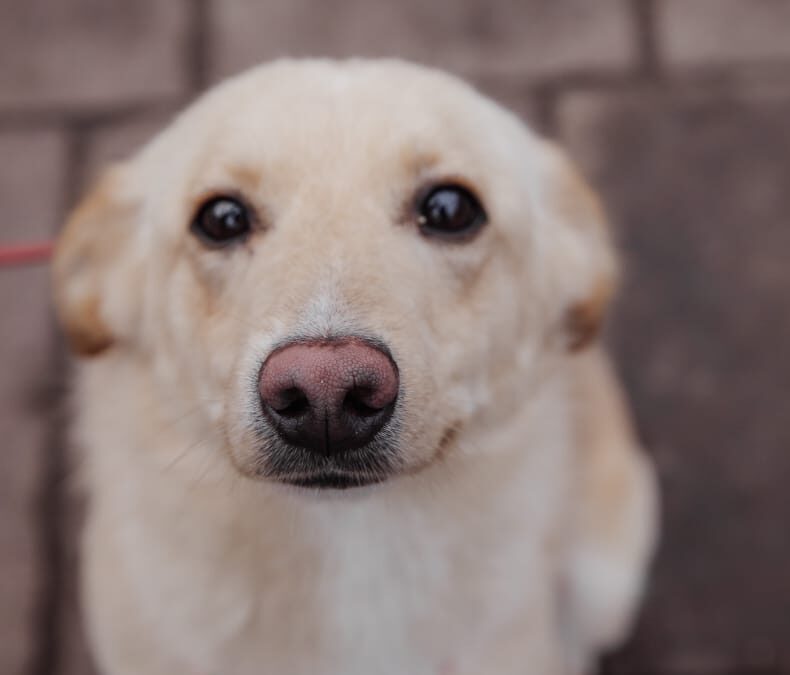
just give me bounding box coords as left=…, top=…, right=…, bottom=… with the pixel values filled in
left=276, top=470, right=389, bottom=490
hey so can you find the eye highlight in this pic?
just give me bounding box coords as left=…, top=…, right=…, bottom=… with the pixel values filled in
left=191, top=196, right=253, bottom=247
left=417, top=184, right=487, bottom=241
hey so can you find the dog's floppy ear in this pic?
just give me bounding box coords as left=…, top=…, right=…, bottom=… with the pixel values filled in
left=535, top=142, right=620, bottom=352
left=53, top=166, right=141, bottom=356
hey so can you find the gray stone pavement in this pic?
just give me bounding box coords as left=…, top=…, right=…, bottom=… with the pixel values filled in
left=1, top=1, right=789, bottom=673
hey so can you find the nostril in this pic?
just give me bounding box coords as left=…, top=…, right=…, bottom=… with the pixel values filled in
left=343, top=386, right=385, bottom=418
left=270, top=387, right=310, bottom=418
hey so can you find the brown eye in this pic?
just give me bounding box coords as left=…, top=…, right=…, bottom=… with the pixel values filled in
left=417, top=184, right=487, bottom=240
left=191, top=196, right=252, bottom=246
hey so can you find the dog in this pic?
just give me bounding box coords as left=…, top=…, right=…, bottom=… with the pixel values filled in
left=53, top=59, right=658, bottom=675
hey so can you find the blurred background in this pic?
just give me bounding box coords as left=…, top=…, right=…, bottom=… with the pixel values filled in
left=1, top=1, right=789, bottom=673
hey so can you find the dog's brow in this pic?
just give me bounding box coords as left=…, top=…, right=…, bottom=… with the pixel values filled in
left=185, top=163, right=264, bottom=212
left=226, top=163, right=264, bottom=192
left=402, top=148, right=441, bottom=177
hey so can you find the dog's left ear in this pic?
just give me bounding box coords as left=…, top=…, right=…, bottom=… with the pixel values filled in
left=52, top=165, right=142, bottom=356
left=534, top=142, right=620, bottom=352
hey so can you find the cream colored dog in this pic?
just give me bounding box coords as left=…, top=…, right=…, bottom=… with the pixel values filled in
left=53, top=59, right=658, bottom=675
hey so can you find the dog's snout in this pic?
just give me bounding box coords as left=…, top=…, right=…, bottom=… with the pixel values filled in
left=259, top=338, right=398, bottom=456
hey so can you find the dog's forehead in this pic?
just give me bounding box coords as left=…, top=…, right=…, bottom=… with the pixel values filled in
left=207, top=60, right=493, bottom=143
left=162, top=60, right=528, bottom=190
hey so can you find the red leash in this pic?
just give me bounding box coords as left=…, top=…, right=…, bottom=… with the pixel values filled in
left=0, top=241, right=54, bottom=266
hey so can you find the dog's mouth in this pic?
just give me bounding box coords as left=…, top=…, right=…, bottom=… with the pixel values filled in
left=258, top=435, right=399, bottom=490
left=279, top=469, right=390, bottom=490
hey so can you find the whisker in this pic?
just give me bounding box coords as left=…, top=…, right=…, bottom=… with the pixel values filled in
left=161, top=436, right=214, bottom=474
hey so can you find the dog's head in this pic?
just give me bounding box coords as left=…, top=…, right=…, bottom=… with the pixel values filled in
left=54, top=60, right=617, bottom=490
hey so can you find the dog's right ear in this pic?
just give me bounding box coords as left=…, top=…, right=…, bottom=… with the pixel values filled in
left=53, top=166, right=141, bottom=356
left=531, top=141, right=620, bottom=353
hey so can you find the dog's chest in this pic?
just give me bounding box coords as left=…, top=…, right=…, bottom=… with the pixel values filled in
left=235, top=502, right=549, bottom=675
left=132, top=481, right=558, bottom=675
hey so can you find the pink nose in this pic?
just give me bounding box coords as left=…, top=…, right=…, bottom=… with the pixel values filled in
left=258, top=338, right=399, bottom=456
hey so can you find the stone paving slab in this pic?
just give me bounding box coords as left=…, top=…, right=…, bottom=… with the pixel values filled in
left=558, top=84, right=790, bottom=671
left=0, top=0, right=189, bottom=111
left=81, top=111, right=177, bottom=186
left=56, top=490, right=96, bottom=675
left=659, top=0, right=790, bottom=67
left=0, top=129, right=66, bottom=674
left=209, top=0, right=635, bottom=83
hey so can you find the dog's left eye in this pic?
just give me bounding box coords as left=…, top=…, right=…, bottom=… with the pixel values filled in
left=417, top=184, right=487, bottom=240
left=191, top=196, right=252, bottom=246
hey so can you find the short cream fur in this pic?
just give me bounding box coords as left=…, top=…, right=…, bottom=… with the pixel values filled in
left=53, top=59, right=658, bottom=675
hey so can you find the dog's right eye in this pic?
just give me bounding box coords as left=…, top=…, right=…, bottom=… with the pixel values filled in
left=191, top=196, right=252, bottom=246
left=416, top=184, right=487, bottom=241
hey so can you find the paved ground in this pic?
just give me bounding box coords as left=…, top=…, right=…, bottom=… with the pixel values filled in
left=2, top=1, right=790, bottom=673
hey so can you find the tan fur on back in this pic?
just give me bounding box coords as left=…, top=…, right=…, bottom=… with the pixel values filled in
left=54, top=59, right=658, bottom=675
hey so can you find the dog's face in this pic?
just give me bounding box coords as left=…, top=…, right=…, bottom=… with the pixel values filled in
left=54, top=60, right=616, bottom=490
